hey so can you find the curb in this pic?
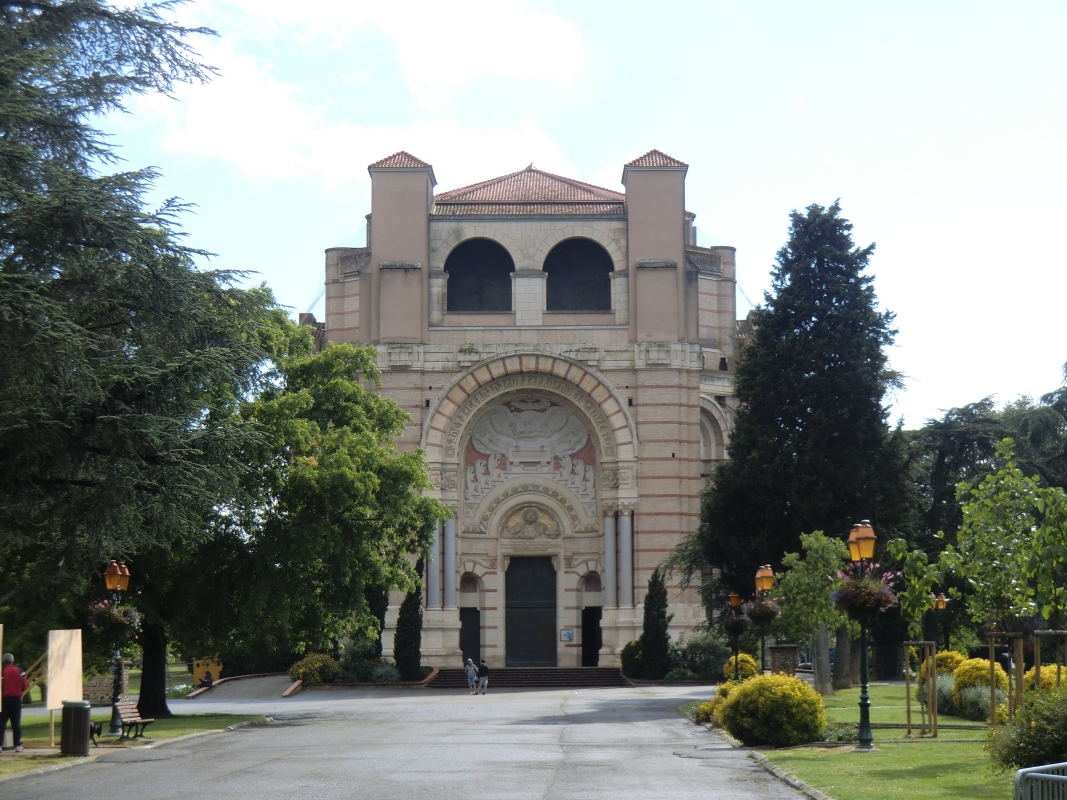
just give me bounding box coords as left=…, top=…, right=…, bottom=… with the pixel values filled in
left=699, top=724, right=835, bottom=800
left=749, top=751, right=836, bottom=800
left=0, top=717, right=273, bottom=784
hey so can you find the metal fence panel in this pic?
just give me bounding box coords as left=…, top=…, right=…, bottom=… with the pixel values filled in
left=1015, top=762, right=1067, bottom=800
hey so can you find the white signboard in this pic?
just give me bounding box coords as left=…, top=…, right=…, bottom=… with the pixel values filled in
left=46, top=629, right=82, bottom=710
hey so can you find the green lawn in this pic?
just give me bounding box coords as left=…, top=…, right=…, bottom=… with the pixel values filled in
left=767, top=742, right=1010, bottom=800
left=18, top=711, right=261, bottom=749
left=684, top=682, right=1011, bottom=799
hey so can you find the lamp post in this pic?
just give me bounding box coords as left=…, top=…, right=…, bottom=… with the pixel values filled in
left=935, top=593, right=949, bottom=652
left=104, top=560, right=131, bottom=736
left=847, top=520, right=877, bottom=752
left=729, top=591, right=743, bottom=682
left=755, top=565, right=775, bottom=674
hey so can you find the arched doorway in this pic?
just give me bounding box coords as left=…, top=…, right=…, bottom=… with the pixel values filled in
left=580, top=572, right=603, bottom=667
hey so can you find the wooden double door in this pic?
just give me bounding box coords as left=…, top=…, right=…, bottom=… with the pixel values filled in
left=505, top=557, right=557, bottom=667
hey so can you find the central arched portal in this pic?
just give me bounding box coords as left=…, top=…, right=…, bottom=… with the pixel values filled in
left=420, top=353, right=641, bottom=668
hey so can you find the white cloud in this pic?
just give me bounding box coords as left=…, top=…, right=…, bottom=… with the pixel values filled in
left=136, top=40, right=578, bottom=190
left=196, top=0, right=586, bottom=111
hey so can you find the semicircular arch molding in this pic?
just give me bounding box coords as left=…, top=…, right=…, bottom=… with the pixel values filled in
left=432, top=228, right=523, bottom=272
left=532, top=229, right=625, bottom=273
left=421, top=353, right=638, bottom=467
left=699, top=394, right=732, bottom=451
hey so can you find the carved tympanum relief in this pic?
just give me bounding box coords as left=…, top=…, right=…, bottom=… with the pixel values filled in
left=500, top=506, right=560, bottom=540
left=463, top=397, right=597, bottom=526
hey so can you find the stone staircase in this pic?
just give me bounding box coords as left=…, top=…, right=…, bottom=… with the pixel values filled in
left=428, top=667, right=629, bottom=689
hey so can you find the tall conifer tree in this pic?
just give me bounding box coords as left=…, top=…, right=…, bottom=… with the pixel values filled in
left=698, top=202, right=911, bottom=588
left=640, top=568, right=672, bottom=680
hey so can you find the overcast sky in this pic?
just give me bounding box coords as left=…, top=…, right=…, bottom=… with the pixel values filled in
left=110, top=0, right=1067, bottom=428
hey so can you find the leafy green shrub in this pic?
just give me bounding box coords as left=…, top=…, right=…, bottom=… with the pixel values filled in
left=664, top=668, right=698, bottom=682
left=936, top=673, right=958, bottom=716
left=723, top=653, right=758, bottom=681
left=821, top=720, right=857, bottom=743
left=987, top=686, right=1067, bottom=771
left=953, top=658, right=1009, bottom=709
left=368, top=660, right=401, bottom=684
left=673, top=631, right=731, bottom=680
left=621, top=640, right=642, bottom=678
left=393, top=560, right=424, bottom=681
left=1024, top=664, right=1067, bottom=692
left=717, top=673, right=826, bottom=747
left=289, top=653, right=341, bottom=683
left=958, top=685, right=1008, bottom=722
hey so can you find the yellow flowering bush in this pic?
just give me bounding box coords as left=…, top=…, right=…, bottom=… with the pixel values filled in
left=953, top=657, right=1009, bottom=709
left=289, top=653, right=341, bottom=683
left=723, top=653, right=758, bottom=681
left=692, top=700, right=717, bottom=724
left=1024, top=664, right=1067, bottom=692
left=916, top=650, right=969, bottom=701
left=717, top=673, right=826, bottom=747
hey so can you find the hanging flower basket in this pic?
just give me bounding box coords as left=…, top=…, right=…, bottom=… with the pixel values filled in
left=832, top=578, right=897, bottom=623
left=723, top=613, right=752, bottom=636
left=89, top=600, right=142, bottom=635
left=744, top=599, right=781, bottom=625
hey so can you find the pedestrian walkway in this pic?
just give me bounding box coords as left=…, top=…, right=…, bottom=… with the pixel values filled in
left=5, top=686, right=803, bottom=799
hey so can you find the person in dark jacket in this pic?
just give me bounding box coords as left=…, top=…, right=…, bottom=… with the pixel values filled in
left=477, top=659, right=490, bottom=695
left=1, top=653, right=29, bottom=752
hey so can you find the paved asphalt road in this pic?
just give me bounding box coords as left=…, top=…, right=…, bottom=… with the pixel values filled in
left=8, top=685, right=803, bottom=799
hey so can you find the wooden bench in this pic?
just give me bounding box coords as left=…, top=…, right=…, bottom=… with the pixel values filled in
left=115, top=700, right=154, bottom=739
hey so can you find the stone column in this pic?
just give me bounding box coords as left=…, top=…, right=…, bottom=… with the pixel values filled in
left=610, top=270, right=629, bottom=325
left=428, top=269, right=447, bottom=325
left=427, top=519, right=442, bottom=608
left=511, top=269, right=546, bottom=326
left=443, top=516, right=457, bottom=608
left=618, top=503, right=634, bottom=606
left=602, top=506, right=618, bottom=607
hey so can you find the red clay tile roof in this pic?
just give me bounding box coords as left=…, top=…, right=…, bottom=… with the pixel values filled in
left=432, top=202, right=625, bottom=217
left=433, top=165, right=624, bottom=217
left=625, top=149, right=688, bottom=168
left=368, top=151, right=433, bottom=170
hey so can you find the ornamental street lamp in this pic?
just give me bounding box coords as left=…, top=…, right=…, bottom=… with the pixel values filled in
left=935, top=593, right=949, bottom=652
left=729, top=591, right=743, bottom=682
left=104, top=560, right=131, bottom=735
left=754, top=565, right=774, bottom=673
left=847, top=521, right=876, bottom=752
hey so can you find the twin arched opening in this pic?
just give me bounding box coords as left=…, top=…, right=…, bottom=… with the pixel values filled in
left=443, top=236, right=614, bottom=313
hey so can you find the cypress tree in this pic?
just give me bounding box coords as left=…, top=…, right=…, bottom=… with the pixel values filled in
left=640, top=568, right=672, bottom=680
left=393, top=558, right=424, bottom=680
left=697, top=202, right=912, bottom=589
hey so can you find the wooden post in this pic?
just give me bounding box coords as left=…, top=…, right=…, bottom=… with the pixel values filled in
left=904, top=643, right=913, bottom=737
left=49, top=710, right=55, bottom=747
left=1035, top=632, right=1042, bottom=692
left=1015, top=636, right=1025, bottom=715
left=928, top=643, right=938, bottom=737
left=989, top=636, right=997, bottom=728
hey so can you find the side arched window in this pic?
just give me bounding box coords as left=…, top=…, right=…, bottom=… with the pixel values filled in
left=544, top=238, right=613, bottom=312
left=444, top=238, right=515, bottom=312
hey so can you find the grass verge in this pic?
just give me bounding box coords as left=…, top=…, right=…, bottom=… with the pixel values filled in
left=765, top=742, right=1010, bottom=800
left=18, top=711, right=261, bottom=749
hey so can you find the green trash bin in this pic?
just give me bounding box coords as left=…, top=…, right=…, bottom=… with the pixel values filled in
left=61, top=700, right=92, bottom=755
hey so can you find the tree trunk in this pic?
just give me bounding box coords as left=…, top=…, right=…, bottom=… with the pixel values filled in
left=833, top=624, right=853, bottom=690
left=814, top=624, right=834, bottom=696
left=850, top=636, right=862, bottom=685
left=137, top=622, right=173, bottom=719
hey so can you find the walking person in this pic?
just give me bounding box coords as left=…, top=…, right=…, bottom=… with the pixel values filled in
left=464, top=658, right=478, bottom=695
left=1, top=653, right=29, bottom=752
left=477, top=658, right=490, bottom=695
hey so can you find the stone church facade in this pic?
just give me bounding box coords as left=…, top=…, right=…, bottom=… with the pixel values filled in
left=316, top=149, right=737, bottom=668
